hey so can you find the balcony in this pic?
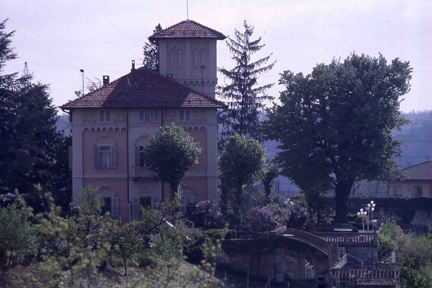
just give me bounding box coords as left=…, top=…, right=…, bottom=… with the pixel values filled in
left=132, top=166, right=154, bottom=179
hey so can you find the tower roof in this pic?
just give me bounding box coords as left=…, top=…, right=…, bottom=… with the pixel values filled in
left=60, top=68, right=225, bottom=110
left=149, top=20, right=226, bottom=40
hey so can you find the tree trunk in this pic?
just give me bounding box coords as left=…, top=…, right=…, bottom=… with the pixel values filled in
left=233, top=179, right=243, bottom=228
left=334, top=181, right=353, bottom=223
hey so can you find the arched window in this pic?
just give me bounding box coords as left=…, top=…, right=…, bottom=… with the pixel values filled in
left=169, top=49, right=176, bottom=69
left=200, top=49, right=207, bottom=67
left=177, top=49, right=184, bottom=69
left=94, top=137, right=116, bottom=169
left=192, top=49, right=199, bottom=69
left=180, top=186, right=195, bottom=214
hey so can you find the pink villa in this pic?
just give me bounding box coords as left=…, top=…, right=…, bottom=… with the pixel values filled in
left=61, top=20, right=226, bottom=220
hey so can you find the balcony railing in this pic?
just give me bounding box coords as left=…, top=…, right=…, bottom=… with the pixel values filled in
left=132, top=166, right=154, bottom=178
left=315, top=231, right=378, bottom=246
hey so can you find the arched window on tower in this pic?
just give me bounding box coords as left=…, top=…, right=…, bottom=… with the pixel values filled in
left=169, top=49, right=176, bottom=69
left=177, top=49, right=184, bottom=69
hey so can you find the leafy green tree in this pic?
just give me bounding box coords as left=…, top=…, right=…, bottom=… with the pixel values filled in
left=219, top=133, right=266, bottom=220
left=218, top=20, right=275, bottom=143
left=144, top=123, right=201, bottom=200
left=143, top=24, right=162, bottom=72
left=0, top=19, right=60, bottom=208
left=0, top=203, right=38, bottom=268
left=261, top=163, right=279, bottom=203
left=263, top=53, right=411, bottom=223
left=114, top=221, right=143, bottom=276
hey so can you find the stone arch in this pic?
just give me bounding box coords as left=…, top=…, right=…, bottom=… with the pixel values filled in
left=139, top=188, right=152, bottom=197
left=194, top=127, right=199, bottom=133
left=99, top=186, right=115, bottom=197
left=136, top=134, right=150, bottom=146
left=121, top=127, right=127, bottom=133
left=188, top=127, right=193, bottom=133
left=200, top=127, right=206, bottom=133
left=96, top=136, right=115, bottom=146
left=83, top=128, right=89, bottom=133
left=114, top=127, right=120, bottom=133
left=90, top=128, right=95, bottom=133
left=108, top=127, right=113, bottom=133
left=96, top=128, right=101, bottom=133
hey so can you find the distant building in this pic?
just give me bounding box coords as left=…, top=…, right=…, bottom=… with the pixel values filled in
left=387, top=161, right=432, bottom=197
left=61, top=20, right=226, bottom=220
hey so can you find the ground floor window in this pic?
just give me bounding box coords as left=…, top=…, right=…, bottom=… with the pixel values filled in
left=414, top=186, right=423, bottom=197
left=102, top=197, right=111, bottom=215
left=140, top=197, right=152, bottom=209
left=394, top=187, right=402, bottom=197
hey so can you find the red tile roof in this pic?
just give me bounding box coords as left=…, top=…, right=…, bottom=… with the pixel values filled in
left=401, top=161, right=432, bottom=181
left=149, top=20, right=226, bottom=40
left=60, top=68, right=225, bottom=109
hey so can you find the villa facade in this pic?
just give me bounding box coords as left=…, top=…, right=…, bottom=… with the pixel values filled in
left=61, top=20, right=226, bottom=220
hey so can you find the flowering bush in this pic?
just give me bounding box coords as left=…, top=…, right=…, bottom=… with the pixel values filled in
left=187, top=200, right=222, bottom=229
left=242, top=206, right=278, bottom=237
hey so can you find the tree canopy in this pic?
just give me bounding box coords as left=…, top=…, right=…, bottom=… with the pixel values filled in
left=263, top=53, right=412, bottom=223
left=218, top=20, right=275, bottom=143
left=143, top=123, right=201, bottom=198
left=219, top=133, right=266, bottom=219
left=0, top=19, right=62, bottom=208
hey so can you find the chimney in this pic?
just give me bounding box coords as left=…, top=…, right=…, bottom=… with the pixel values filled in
left=131, top=60, right=135, bottom=71
left=103, top=75, right=110, bottom=86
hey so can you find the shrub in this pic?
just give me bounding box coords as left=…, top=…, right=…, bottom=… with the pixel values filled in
left=242, top=206, right=278, bottom=237
left=0, top=203, right=38, bottom=268
left=378, top=219, right=403, bottom=260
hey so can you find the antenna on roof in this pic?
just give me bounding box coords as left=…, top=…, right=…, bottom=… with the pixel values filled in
left=187, top=0, right=189, bottom=19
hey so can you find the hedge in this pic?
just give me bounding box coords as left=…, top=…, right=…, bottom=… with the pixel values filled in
left=320, top=196, right=432, bottom=224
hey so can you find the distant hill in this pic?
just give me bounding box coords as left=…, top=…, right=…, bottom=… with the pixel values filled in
left=395, top=110, right=432, bottom=168
left=56, top=114, right=71, bottom=136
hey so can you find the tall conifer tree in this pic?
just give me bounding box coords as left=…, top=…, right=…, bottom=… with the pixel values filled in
left=218, top=20, right=275, bottom=143
left=142, top=24, right=162, bottom=72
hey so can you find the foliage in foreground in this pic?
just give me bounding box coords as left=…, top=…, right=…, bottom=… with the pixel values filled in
left=0, top=186, right=225, bottom=287
left=378, top=220, right=432, bottom=287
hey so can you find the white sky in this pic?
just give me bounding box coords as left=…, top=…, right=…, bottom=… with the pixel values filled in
left=2, top=0, right=431, bottom=114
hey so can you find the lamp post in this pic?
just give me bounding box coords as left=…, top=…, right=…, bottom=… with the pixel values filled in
left=357, top=209, right=367, bottom=231
left=366, top=201, right=376, bottom=230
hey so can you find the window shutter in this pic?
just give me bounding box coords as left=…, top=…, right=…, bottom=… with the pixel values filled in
left=152, top=196, right=160, bottom=209
left=106, top=111, right=111, bottom=121
left=111, top=146, right=117, bottom=168
left=135, top=145, right=140, bottom=167
left=132, top=198, right=139, bottom=219
left=112, top=196, right=119, bottom=218
left=94, top=145, right=99, bottom=168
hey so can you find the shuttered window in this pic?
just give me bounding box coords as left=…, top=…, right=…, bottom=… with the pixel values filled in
left=94, top=145, right=117, bottom=169
left=112, top=196, right=119, bottom=218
